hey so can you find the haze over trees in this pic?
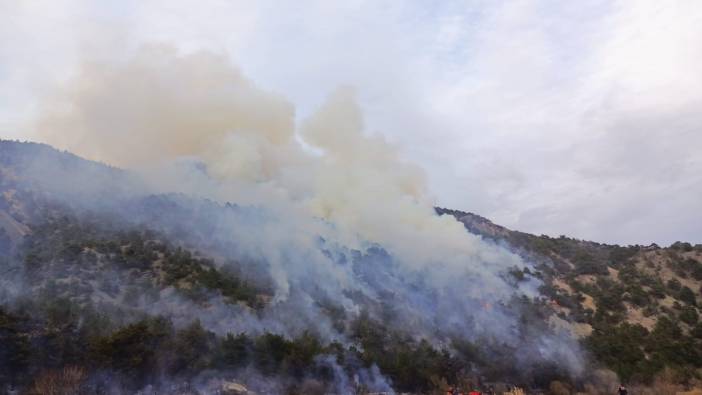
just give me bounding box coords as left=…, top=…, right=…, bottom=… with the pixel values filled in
left=1, top=142, right=701, bottom=394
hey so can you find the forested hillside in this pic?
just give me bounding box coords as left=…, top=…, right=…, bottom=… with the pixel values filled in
left=438, top=208, right=702, bottom=385
left=1, top=140, right=701, bottom=394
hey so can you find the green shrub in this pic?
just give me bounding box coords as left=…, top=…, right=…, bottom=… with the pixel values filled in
left=679, top=286, right=697, bottom=306
left=218, top=332, right=253, bottom=368
left=679, top=306, right=699, bottom=325
left=168, top=320, right=216, bottom=375
left=90, top=317, right=171, bottom=379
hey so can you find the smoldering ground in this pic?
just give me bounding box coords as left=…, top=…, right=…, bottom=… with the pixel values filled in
left=2, top=44, right=586, bottom=392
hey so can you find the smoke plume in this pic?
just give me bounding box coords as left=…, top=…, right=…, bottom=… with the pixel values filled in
left=26, top=44, right=584, bottom=381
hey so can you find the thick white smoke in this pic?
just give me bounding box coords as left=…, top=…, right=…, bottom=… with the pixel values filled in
left=29, top=44, right=583, bottom=375
left=35, top=44, right=521, bottom=296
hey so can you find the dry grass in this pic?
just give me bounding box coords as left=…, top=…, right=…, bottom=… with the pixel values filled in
left=27, top=366, right=87, bottom=395
left=628, top=368, right=687, bottom=395
left=549, top=380, right=571, bottom=395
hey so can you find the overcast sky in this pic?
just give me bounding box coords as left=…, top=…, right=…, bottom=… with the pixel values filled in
left=1, top=0, right=701, bottom=245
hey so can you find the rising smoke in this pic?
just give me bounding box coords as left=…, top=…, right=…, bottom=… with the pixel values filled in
left=21, top=44, right=585, bottom=388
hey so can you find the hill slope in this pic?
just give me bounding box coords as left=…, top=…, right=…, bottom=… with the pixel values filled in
left=438, top=208, right=702, bottom=383
left=1, top=140, right=701, bottom=394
